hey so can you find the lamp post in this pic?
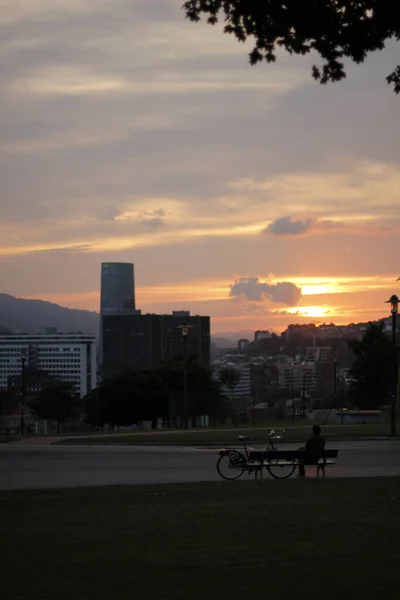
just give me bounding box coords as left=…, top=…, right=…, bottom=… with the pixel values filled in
left=292, top=386, right=295, bottom=426
left=333, top=353, right=343, bottom=424
left=251, top=382, right=256, bottom=428
left=177, top=323, right=192, bottom=429
left=20, top=348, right=27, bottom=435
left=333, top=353, right=338, bottom=402
left=302, top=373, right=306, bottom=419
left=385, top=294, right=399, bottom=437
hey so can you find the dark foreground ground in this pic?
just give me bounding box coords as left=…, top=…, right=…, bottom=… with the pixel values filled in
left=1, top=478, right=400, bottom=600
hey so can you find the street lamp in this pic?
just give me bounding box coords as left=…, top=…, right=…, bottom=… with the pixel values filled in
left=333, top=353, right=338, bottom=401
left=385, top=294, right=399, bottom=437
left=177, top=323, right=193, bottom=429
left=20, top=348, right=27, bottom=435
left=333, top=353, right=343, bottom=424
left=292, top=386, right=295, bottom=427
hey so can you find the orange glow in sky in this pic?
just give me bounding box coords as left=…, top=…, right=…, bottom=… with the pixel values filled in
left=23, top=273, right=399, bottom=333
left=285, top=306, right=331, bottom=318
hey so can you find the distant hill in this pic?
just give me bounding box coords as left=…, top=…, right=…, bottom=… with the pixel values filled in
left=211, top=330, right=255, bottom=347
left=211, top=336, right=237, bottom=349
left=0, top=294, right=99, bottom=335
left=0, top=325, right=12, bottom=335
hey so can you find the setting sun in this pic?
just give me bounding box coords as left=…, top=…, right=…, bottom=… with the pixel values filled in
left=287, top=306, right=331, bottom=318
left=301, top=284, right=339, bottom=296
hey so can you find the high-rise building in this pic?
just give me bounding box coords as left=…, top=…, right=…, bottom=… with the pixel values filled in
left=102, top=312, right=210, bottom=378
left=99, top=262, right=140, bottom=364
left=100, top=262, right=136, bottom=315
left=0, top=332, right=97, bottom=397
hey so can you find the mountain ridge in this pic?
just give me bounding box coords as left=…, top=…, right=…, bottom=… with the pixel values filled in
left=0, top=293, right=99, bottom=335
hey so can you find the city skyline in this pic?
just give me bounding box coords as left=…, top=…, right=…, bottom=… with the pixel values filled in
left=1, top=1, right=400, bottom=333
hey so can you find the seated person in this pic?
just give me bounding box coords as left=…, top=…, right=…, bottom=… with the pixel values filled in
left=298, top=425, right=325, bottom=477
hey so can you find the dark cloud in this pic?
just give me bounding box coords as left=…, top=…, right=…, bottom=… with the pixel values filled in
left=229, top=277, right=302, bottom=306
left=263, top=216, right=395, bottom=238
left=138, top=217, right=164, bottom=229
left=264, top=216, right=314, bottom=236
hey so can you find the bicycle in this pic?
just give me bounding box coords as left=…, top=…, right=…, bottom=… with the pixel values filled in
left=216, top=428, right=296, bottom=481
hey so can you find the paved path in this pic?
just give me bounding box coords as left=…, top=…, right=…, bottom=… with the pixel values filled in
left=1, top=440, right=400, bottom=491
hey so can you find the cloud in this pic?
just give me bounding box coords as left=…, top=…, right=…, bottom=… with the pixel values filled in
left=137, top=209, right=167, bottom=229
left=145, top=209, right=166, bottom=218
left=264, top=215, right=395, bottom=237
left=230, top=161, right=400, bottom=222
left=265, top=216, right=315, bottom=236
left=137, top=217, right=164, bottom=229
left=229, top=277, right=302, bottom=306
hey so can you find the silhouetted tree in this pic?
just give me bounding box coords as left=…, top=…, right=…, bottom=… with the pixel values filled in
left=183, top=1, right=400, bottom=93
left=219, top=367, right=241, bottom=401
left=28, top=380, right=80, bottom=433
left=85, top=370, right=161, bottom=429
left=83, top=387, right=109, bottom=429
left=348, top=322, right=396, bottom=409
left=84, top=361, right=228, bottom=429
left=0, top=389, right=17, bottom=432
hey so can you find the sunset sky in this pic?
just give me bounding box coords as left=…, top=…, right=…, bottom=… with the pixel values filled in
left=1, top=0, right=400, bottom=333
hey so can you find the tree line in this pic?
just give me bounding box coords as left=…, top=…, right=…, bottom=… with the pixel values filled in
left=84, top=358, right=229, bottom=429
left=0, top=358, right=230, bottom=433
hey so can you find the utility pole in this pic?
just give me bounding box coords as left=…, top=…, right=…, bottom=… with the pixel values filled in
left=302, top=373, right=306, bottom=419
left=178, top=323, right=192, bottom=429
left=292, top=386, right=295, bottom=426
left=251, top=383, right=256, bottom=428
left=20, top=348, right=27, bottom=435
left=333, top=353, right=338, bottom=401
left=183, top=332, right=188, bottom=430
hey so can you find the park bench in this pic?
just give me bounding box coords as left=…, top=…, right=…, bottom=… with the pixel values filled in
left=216, top=435, right=339, bottom=481
left=248, top=448, right=339, bottom=478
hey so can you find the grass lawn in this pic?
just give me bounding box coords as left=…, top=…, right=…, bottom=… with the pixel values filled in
left=1, top=479, right=400, bottom=600
left=57, top=422, right=392, bottom=446
left=0, top=435, right=22, bottom=444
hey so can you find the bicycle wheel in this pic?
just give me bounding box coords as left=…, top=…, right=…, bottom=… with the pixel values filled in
left=216, top=452, right=246, bottom=480
left=267, top=463, right=296, bottom=480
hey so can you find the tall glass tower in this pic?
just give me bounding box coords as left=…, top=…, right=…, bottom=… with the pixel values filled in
left=100, top=262, right=136, bottom=315
left=99, top=262, right=136, bottom=365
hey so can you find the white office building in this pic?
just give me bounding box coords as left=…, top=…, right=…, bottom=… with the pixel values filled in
left=277, top=362, right=316, bottom=391
left=0, top=332, right=97, bottom=397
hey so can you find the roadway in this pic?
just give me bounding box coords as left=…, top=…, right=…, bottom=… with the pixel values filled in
left=1, top=440, right=400, bottom=491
